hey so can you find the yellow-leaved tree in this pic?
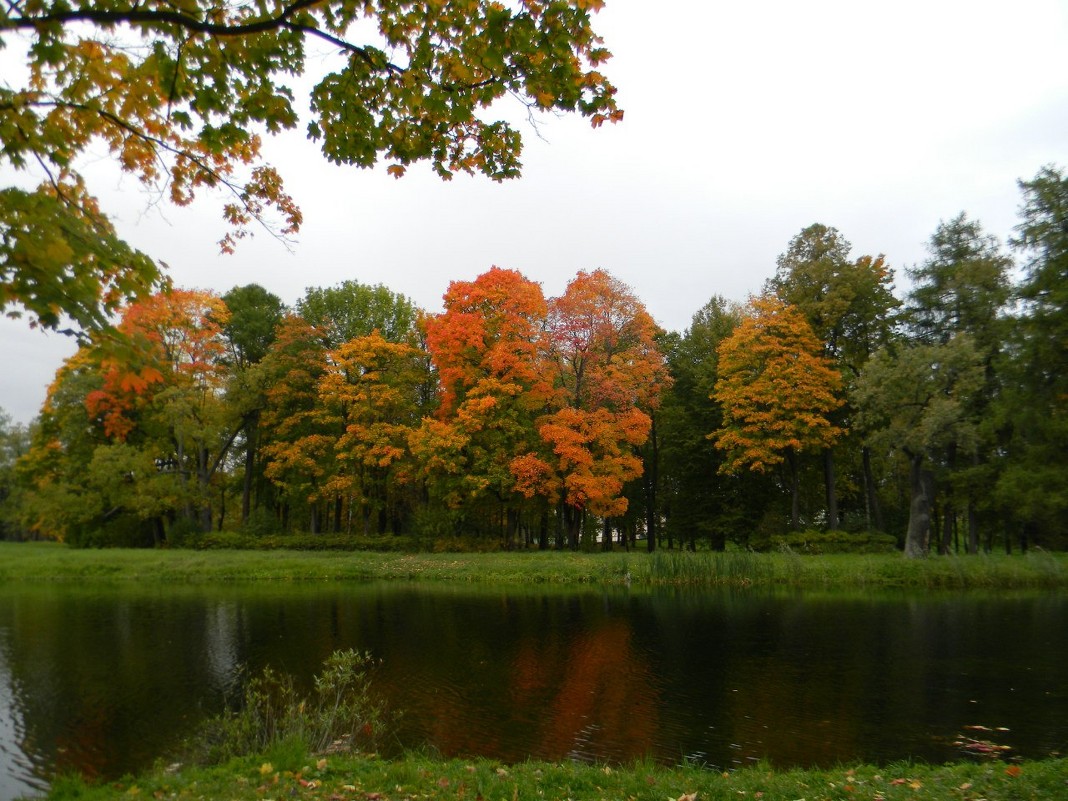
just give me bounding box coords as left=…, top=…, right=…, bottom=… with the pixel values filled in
left=711, top=295, right=843, bottom=530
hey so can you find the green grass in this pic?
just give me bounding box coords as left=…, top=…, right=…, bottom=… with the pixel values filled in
left=40, top=750, right=1068, bottom=801
left=2, top=541, right=1066, bottom=588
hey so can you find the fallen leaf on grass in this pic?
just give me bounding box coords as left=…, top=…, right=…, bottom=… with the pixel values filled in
left=1005, top=765, right=1022, bottom=778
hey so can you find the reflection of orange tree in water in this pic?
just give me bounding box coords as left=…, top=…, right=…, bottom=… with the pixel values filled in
left=512, top=619, right=660, bottom=761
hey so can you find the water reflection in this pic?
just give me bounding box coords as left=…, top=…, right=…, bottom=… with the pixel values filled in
left=0, top=584, right=1064, bottom=801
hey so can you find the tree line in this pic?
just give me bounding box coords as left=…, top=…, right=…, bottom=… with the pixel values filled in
left=1, top=166, right=1065, bottom=555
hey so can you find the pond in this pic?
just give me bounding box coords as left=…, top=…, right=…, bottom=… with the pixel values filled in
left=0, top=582, right=1065, bottom=800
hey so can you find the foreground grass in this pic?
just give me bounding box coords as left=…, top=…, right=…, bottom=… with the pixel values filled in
left=1, top=541, right=1066, bottom=588
left=42, top=751, right=1068, bottom=801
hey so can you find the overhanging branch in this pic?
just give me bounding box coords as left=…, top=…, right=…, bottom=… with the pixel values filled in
left=2, top=0, right=406, bottom=75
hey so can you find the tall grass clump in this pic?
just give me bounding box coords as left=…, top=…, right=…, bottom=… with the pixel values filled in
left=638, top=550, right=776, bottom=585
left=193, top=649, right=390, bottom=765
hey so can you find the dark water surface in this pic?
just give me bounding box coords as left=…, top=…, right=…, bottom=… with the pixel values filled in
left=0, top=582, right=1065, bottom=800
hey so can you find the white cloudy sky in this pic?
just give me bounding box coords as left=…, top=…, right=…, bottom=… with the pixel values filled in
left=2, top=0, right=1067, bottom=424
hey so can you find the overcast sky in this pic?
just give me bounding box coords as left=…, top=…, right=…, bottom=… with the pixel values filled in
left=3, top=0, right=1067, bottom=425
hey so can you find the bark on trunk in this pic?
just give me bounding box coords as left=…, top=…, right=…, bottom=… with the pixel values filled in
left=787, top=448, right=800, bottom=531
left=241, top=413, right=258, bottom=524
left=644, top=414, right=659, bottom=553
left=823, top=447, right=839, bottom=530
left=904, top=452, right=933, bottom=558
left=862, top=446, right=885, bottom=532
left=940, top=500, right=954, bottom=555
left=967, top=499, right=979, bottom=555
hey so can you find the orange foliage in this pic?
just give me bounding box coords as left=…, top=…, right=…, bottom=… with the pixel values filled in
left=530, top=269, right=669, bottom=517
left=85, top=289, right=229, bottom=440
left=712, top=295, right=844, bottom=473
left=424, top=266, right=554, bottom=415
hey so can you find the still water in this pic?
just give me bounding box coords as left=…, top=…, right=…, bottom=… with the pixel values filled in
left=0, top=582, right=1065, bottom=800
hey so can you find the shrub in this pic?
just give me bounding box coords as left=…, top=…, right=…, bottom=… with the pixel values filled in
left=241, top=507, right=283, bottom=538
left=191, top=531, right=420, bottom=552
left=771, top=529, right=898, bottom=554
left=193, top=649, right=390, bottom=764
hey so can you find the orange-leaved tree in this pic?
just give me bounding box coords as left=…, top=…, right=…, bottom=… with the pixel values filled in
left=513, top=269, right=669, bottom=548
left=80, top=289, right=235, bottom=533
left=416, top=267, right=555, bottom=540
left=711, top=294, right=844, bottom=530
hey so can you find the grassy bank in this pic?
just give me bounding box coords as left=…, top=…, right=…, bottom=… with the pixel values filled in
left=42, top=750, right=1068, bottom=801
left=1, top=541, right=1066, bottom=588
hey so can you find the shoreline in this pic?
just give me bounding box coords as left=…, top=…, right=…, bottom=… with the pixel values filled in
left=39, top=751, right=1068, bottom=801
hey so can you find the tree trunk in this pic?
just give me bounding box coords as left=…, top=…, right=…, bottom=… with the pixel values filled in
left=602, top=517, right=612, bottom=551
left=967, top=451, right=980, bottom=555
left=862, top=446, right=885, bottom=532
left=823, top=447, right=839, bottom=530
left=538, top=510, right=549, bottom=551
left=643, top=414, right=660, bottom=553
left=904, top=452, right=933, bottom=558
left=787, top=448, right=800, bottom=530
left=197, top=445, right=212, bottom=533
left=967, top=499, right=979, bottom=555
left=507, top=507, right=519, bottom=549
left=940, top=499, right=954, bottom=555
left=566, top=507, right=581, bottom=550
left=241, top=413, right=258, bottom=524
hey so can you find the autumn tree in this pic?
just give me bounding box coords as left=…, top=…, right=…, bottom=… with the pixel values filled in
left=317, top=332, right=426, bottom=535
left=711, top=295, right=844, bottom=531
left=417, top=266, right=553, bottom=542
left=258, top=314, right=332, bottom=532
left=12, top=345, right=178, bottom=545
left=83, top=289, right=236, bottom=533
left=1, top=0, right=620, bottom=331
left=513, top=269, right=668, bottom=549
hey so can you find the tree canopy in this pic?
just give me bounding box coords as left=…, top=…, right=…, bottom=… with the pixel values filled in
left=0, top=0, right=619, bottom=330
left=5, top=168, right=1068, bottom=555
